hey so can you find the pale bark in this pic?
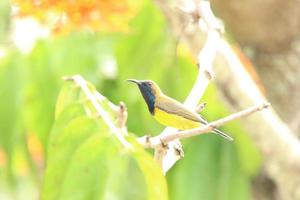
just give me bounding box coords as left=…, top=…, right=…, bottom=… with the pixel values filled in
left=211, top=0, right=300, bottom=136
left=155, top=0, right=300, bottom=199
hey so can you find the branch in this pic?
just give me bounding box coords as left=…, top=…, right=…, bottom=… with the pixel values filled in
left=93, top=91, right=128, bottom=135
left=195, top=102, right=206, bottom=113
left=147, top=0, right=300, bottom=197
left=152, top=0, right=225, bottom=174
left=63, top=75, right=132, bottom=149
left=161, top=102, right=269, bottom=143
left=184, top=2, right=222, bottom=107
left=215, top=40, right=300, bottom=199
left=138, top=102, right=269, bottom=148
left=116, top=101, right=128, bottom=136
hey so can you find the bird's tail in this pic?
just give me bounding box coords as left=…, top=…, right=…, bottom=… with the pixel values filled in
left=212, top=129, right=234, bottom=141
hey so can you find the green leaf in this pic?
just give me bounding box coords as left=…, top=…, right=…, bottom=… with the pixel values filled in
left=202, top=84, right=262, bottom=176
left=0, top=0, right=10, bottom=43
left=0, top=51, right=24, bottom=184
left=24, top=32, right=119, bottom=149
left=49, top=103, right=86, bottom=148
left=42, top=80, right=168, bottom=200
left=168, top=137, right=251, bottom=200
left=132, top=144, right=168, bottom=200
left=58, top=135, right=113, bottom=200
left=42, top=117, right=105, bottom=200
left=24, top=42, right=60, bottom=148
left=55, top=83, right=83, bottom=120
left=0, top=53, right=23, bottom=156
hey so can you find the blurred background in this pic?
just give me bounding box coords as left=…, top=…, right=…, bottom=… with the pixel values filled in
left=0, top=0, right=299, bottom=199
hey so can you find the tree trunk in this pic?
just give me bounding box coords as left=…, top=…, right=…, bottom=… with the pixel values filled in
left=211, top=0, right=300, bottom=136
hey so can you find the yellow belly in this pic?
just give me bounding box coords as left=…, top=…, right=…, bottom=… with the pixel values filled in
left=153, top=108, right=201, bottom=130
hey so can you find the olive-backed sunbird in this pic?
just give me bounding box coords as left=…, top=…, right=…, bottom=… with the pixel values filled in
left=128, top=79, right=233, bottom=141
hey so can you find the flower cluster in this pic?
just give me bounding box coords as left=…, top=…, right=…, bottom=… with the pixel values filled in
left=12, top=0, right=140, bottom=34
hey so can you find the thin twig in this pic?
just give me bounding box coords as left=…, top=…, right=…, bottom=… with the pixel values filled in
left=63, top=75, right=131, bottom=149
left=117, top=102, right=128, bottom=136
left=93, top=91, right=128, bottom=135
left=195, top=102, right=206, bottom=113
left=138, top=102, right=270, bottom=148
left=160, top=102, right=270, bottom=143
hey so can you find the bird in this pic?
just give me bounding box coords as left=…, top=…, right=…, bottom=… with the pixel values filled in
left=127, top=79, right=233, bottom=141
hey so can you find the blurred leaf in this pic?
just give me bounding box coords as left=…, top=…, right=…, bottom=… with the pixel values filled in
left=58, top=135, right=114, bottom=200
left=0, top=0, right=10, bottom=43
left=24, top=42, right=60, bottom=149
left=166, top=84, right=260, bottom=200
left=55, top=84, right=83, bottom=120
left=42, top=79, right=168, bottom=200
left=49, top=103, right=86, bottom=148
left=168, top=137, right=222, bottom=200
left=24, top=32, right=119, bottom=149
left=42, top=116, right=105, bottom=200
left=0, top=1, right=262, bottom=199
left=132, top=141, right=168, bottom=200
left=201, top=85, right=262, bottom=176
left=168, top=137, right=251, bottom=200
left=0, top=51, right=24, bottom=183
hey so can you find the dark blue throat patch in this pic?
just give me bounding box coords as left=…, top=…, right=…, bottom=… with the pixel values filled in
left=138, top=85, right=155, bottom=114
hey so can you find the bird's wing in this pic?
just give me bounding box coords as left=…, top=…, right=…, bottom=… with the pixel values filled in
left=155, top=96, right=207, bottom=125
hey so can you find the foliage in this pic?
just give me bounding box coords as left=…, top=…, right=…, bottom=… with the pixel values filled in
left=41, top=81, right=167, bottom=200
left=0, top=0, right=10, bottom=42
left=0, top=0, right=261, bottom=199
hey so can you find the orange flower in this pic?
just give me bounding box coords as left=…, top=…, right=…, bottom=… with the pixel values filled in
left=12, top=0, right=141, bottom=34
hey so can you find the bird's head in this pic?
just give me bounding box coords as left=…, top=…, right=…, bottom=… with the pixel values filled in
left=127, top=79, right=162, bottom=114
left=127, top=79, right=162, bottom=96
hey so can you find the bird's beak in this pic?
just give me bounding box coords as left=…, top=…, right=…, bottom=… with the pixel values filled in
left=127, top=79, right=141, bottom=85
